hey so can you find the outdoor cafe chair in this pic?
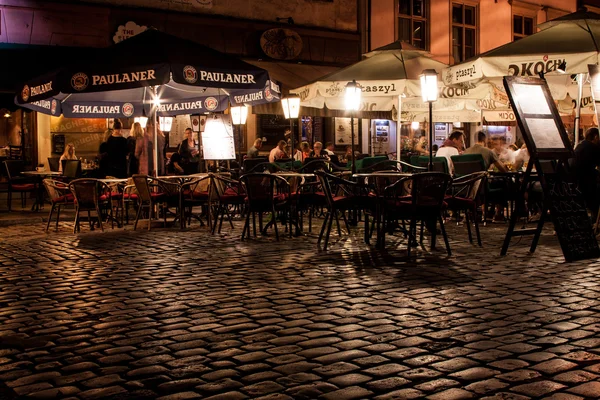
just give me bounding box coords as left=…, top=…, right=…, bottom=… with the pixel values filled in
left=315, top=170, right=372, bottom=250
left=132, top=174, right=166, bottom=231
left=381, top=172, right=452, bottom=257
left=3, top=160, right=38, bottom=211
left=210, top=174, right=246, bottom=234
left=63, top=159, right=82, bottom=179
left=180, top=175, right=212, bottom=229
left=43, top=178, right=74, bottom=231
left=240, top=173, right=292, bottom=241
left=360, top=159, right=427, bottom=174
left=68, top=178, right=114, bottom=233
left=445, top=171, right=487, bottom=246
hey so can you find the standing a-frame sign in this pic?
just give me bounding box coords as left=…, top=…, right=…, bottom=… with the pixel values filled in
left=501, top=76, right=600, bottom=262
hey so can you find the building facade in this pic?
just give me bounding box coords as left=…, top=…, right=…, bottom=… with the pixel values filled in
left=0, top=0, right=362, bottom=168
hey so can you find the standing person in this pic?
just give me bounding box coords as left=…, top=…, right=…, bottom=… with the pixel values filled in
left=105, top=119, right=128, bottom=178
left=134, top=122, right=154, bottom=176
left=574, top=127, right=600, bottom=220
left=436, top=131, right=465, bottom=175
left=464, top=131, right=508, bottom=171
left=268, top=140, right=287, bottom=163
left=178, top=128, right=199, bottom=175
left=247, top=139, right=263, bottom=159
left=146, top=119, right=165, bottom=176
left=59, top=143, right=77, bottom=173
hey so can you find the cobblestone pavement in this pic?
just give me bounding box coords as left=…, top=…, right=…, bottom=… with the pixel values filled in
left=0, top=219, right=599, bottom=400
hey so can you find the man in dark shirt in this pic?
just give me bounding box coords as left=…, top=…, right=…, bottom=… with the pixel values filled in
left=105, top=119, right=129, bottom=178
left=574, top=127, right=600, bottom=218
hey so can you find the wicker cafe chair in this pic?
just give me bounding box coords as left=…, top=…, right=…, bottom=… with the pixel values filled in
left=154, top=177, right=182, bottom=226
left=382, top=172, right=452, bottom=257
left=43, top=178, right=74, bottom=231
left=210, top=174, right=246, bottom=234
left=445, top=171, right=487, bottom=246
left=132, top=174, right=165, bottom=231
left=68, top=178, right=113, bottom=233
left=240, top=173, right=291, bottom=241
left=315, top=170, right=372, bottom=250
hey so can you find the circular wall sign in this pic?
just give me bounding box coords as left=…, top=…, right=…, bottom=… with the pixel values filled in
left=260, top=28, right=303, bottom=60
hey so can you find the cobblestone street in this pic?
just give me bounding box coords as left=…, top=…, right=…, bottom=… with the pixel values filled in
left=0, top=220, right=599, bottom=399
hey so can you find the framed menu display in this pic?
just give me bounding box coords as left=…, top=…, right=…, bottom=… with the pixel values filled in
left=201, top=114, right=236, bottom=160
left=503, top=76, right=572, bottom=159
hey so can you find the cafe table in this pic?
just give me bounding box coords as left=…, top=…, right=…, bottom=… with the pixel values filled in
left=21, top=170, right=63, bottom=211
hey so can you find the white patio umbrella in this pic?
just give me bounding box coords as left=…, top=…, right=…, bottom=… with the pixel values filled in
left=291, top=41, right=492, bottom=160
left=443, top=10, right=600, bottom=144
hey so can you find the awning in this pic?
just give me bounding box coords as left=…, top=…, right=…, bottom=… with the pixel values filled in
left=247, top=61, right=338, bottom=115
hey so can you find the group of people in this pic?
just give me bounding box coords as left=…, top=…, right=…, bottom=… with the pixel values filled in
left=247, top=136, right=356, bottom=167
left=96, top=119, right=201, bottom=178
left=431, top=130, right=529, bottom=176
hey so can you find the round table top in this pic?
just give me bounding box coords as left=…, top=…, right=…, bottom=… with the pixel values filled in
left=21, top=170, right=62, bottom=177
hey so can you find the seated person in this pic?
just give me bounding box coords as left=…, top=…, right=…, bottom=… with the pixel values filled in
left=310, top=141, right=328, bottom=158
left=167, top=152, right=184, bottom=174
left=464, top=131, right=507, bottom=171
left=435, top=130, right=465, bottom=175
left=324, top=142, right=335, bottom=156
left=247, top=139, right=263, bottom=159
left=269, top=140, right=287, bottom=163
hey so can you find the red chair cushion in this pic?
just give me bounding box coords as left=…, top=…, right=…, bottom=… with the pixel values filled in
left=445, top=196, right=476, bottom=210
left=123, top=193, right=138, bottom=200
left=99, top=192, right=123, bottom=201
left=53, top=194, right=74, bottom=203
left=12, top=183, right=36, bottom=190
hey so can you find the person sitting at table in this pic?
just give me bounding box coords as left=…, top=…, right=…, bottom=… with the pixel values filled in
left=414, top=135, right=428, bottom=155
left=310, top=141, right=328, bottom=158
left=464, top=131, right=507, bottom=172
left=166, top=152, right=185, bottom=174
left=247, top=139, right=263, bottom=159
left=106, top=119, right=129, bottom=178
left=269, top=140, right=287, bottom=163
left=295, top=142, right=311, bottom=162
left=324, top=142, right=335, bottom=156
left=59, top=143, right=77, bottom=173
left=176, top=128, right=199, bottom=175
left=133, top=121, right=154, bottom=176
left=574, top=127, right=600, bottom=220
left=435, top=130, right=465, bottom=175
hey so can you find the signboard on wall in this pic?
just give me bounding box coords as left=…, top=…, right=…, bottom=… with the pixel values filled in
left=434, top=123, right=447, bottom=141
left=334, top=117, right=359, bottom=146
left=374, top=120, right=389, bottom=142
left=169, top=115, right=193, bottom=147
left=113, top=21, right=147, bottom=43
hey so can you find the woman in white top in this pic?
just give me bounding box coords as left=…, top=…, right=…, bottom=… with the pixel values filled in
left=59, top=143, right=77, bottom=173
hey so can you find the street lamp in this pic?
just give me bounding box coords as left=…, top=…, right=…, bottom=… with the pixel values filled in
left=230, top=105, right=249, bottom=167
left=420, top=69, right=438, bottom=171
left=281, top=96, right=300, bottom=169
left=345, top=80, right=361, bottom=174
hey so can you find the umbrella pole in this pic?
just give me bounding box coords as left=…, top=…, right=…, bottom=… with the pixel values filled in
left=351, top=114, right=356, bottom=175
left=575, top=73, right=584, bottom=147
left=153, top=86, right=159, bottom=177
left=396, top=95, right=402, bottom=163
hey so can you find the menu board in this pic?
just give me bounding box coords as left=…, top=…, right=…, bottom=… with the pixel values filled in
left=201, top=114, right=236, bottom=160
left=503, top=76, right=572, bottom=158
left=169, top=114, right=193, bottom=146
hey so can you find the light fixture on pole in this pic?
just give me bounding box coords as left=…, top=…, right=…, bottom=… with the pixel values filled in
left=420, top=69, right=438, bottom=171
left=345, top=80, right=361, bottom=174
left=557, top=60, right=567, bottom=74
left=159, top=116, right=173, bottom=132
left=230, top=105, right=249, bottom=167
left=281, top=95, right=300, bottom=168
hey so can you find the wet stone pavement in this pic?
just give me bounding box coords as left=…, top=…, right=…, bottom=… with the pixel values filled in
left=0, top=219, right=599, bottom=400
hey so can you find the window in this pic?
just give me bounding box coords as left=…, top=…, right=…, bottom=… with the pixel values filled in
left=451, top=2, right=477, bottom=63
left=398, top=0, right=428, bottom=50
left=513, top=14, right=534, bottom=41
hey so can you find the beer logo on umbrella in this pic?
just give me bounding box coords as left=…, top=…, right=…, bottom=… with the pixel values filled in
left=21, top=85, right=30, bottom=102
left=51, top=100, right=58, bottom=115
left=183, top=65, right=198, bottom=83
left=204, top=97, right=218, bottom=111
left=264, top=84, right=273, bottom=101
left=71, top=73, right=89, bottom=91
left=122, top=103, right=134, bottom=117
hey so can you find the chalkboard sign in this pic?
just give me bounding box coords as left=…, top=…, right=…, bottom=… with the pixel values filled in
left=52, top=134, right=65, bottom=154
left=544, top=175, right=600, bottom=262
